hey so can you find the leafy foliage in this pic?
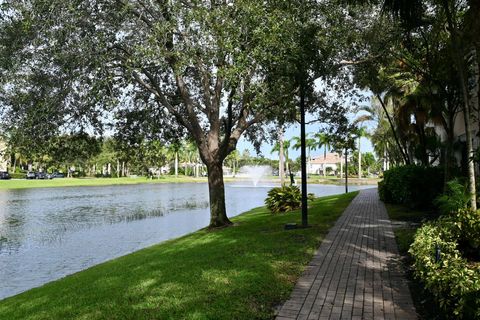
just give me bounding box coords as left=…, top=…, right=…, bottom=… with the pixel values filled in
left=265, top=186, right=314, bottom=213
left=0, top=0, right=360, bottom=227
left=378, top=165, right=444, bottom=209
left=433, top=179, right=470, bottom=215
left=409, top=210, right=480, bottom=319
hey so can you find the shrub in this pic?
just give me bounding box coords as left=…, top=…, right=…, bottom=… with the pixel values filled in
left=378, top=165, right=444, bottom=209
left=265, top=186, right=302, bottom=213
left=409, top=210, right=480, bottom=319
left=434, top=179, right=470, bottom=215
left=9, top=172, right=26, bottom=179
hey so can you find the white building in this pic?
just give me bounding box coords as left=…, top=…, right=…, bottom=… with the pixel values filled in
left=309, top=153, right=342, bottom=175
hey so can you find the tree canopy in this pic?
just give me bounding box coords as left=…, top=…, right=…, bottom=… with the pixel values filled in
left=0, top=0, right=365, bottom=227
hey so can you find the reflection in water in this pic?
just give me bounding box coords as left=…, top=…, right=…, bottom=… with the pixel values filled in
left=0, top=182, right=373, bottom=299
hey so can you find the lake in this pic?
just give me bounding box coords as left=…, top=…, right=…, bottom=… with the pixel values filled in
left=0, top=182, right=373, bottom=299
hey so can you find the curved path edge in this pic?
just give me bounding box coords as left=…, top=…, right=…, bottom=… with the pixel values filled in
left=276, top=188, right=417, bottom=320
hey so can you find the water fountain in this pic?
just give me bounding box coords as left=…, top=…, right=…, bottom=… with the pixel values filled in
left=238, top=165, right=272, bottom=187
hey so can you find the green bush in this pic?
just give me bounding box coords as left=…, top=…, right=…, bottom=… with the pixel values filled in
left=409, top=210, right=480, bottom=319
left=378, top=165, right=444, bottom=209
left=265, top=186, right=302, bottom=213
left=434, top=179, right=470, bottom=215
left=10, top=172, right=26, bottom=179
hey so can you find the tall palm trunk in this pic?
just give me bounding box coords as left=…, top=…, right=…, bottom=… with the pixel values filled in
left=340, top=152, right=343, bottom=178
left=358, top=137, right=362, bottom=179
left=117, top=160, right=120, bottom=178
left=443, top=109, right=456, bottom=186
left=323, top=147, right=327, bottom=177
left=376, top=94, right=410, bottom=164
left=175, top=152, right=178, bottom=177
left=195, top=157, right=200, bottom=178
left=279, top=129, right=285, bottom=185
left=443, top=0, right=477, bottom=210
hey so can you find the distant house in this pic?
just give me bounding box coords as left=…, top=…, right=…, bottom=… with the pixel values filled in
left=0, top=141, right=8, bottom=171
left=309, top=153, right=342, bottom=175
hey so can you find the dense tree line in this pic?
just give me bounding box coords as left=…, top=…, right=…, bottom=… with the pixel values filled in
left=3, top=0, right=475, bottom=224
left=349, top=0, right=479, bottom=207
left=1, top=0, right=365, bottom=227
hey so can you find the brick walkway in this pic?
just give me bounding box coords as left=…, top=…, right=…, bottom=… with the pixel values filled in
left=276, top=188, right=417, bottom=320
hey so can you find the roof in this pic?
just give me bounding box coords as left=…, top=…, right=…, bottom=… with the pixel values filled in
left=311, top=153, right=342, bottom=164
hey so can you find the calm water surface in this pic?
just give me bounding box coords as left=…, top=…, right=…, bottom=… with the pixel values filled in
left=0, top=182, right=373, bottom=299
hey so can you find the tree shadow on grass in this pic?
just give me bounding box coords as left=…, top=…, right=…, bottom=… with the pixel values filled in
left=0, top=193, right=357, bottom=320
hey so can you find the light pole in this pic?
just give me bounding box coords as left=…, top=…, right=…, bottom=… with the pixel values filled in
left=300, top=84, right=308, bottom=227
left=345, top=147, right=348, bottom=194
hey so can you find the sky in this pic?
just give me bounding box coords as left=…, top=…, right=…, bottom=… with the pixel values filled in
left=236, top=89, right=375, bottom=160
left=237, top=121, right=374, bottom=161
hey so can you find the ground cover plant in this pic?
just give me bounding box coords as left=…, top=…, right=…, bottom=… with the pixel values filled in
left=0, top=192, right=358, bottom=320
left=410, top=210, right=480, bottom=319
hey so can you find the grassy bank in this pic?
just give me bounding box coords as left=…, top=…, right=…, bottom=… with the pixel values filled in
left=0, top=192, right=358, bottom=319
left=0, top=176, right=208, bottom=190
left=0, top=175, right=378, bottom=190
left=313, top=177, right=379, bottom=186
left=385, top=203, right=442, bottom=319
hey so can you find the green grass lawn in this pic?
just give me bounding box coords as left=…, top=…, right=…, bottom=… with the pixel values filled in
left=0, top=175, right=379, bottom=191
left=385, top=204, right=438, bottom=254
left=0, top=192, right=358, bottom=320
left=0, top=176, right=208, bottom=190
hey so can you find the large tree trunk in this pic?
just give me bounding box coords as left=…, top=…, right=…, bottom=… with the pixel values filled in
left=206, top=161, right=232, bottom=228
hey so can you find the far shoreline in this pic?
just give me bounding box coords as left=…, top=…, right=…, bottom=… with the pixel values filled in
left=0, top=175, right=379, bottom=190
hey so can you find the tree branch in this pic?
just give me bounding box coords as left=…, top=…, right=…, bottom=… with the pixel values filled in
left=174, top=72, right=205, bottom=142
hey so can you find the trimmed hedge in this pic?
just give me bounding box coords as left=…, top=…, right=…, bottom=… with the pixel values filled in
left=409, top=210, right=480, bottom=319
left=378, top=165, right=444, bottom=209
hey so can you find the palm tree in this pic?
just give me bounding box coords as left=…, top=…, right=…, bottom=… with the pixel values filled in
left=167, top=142, right=181, bottom=177
left=225, top=150, right=240, bottom=178
left=312, top=133, right=332, bottom=176
left=278, top=128, right=286, bottom=185
left=291, top=134, right=318, bottom=176
left=354, top=127, right=368, bottom=179
left=271, top=138, right=291, bottom=183
left=375, top=0, right=477, bottom=209
left=313, top=133, right=331, bottom=159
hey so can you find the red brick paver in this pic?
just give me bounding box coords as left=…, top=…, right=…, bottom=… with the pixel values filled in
left=276, top=188, right=417, bottom=320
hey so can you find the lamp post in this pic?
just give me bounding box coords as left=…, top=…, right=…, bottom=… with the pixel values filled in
left=345, top=147, right=348, bottom=194
left=300, top=84, right=308, bottom=227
